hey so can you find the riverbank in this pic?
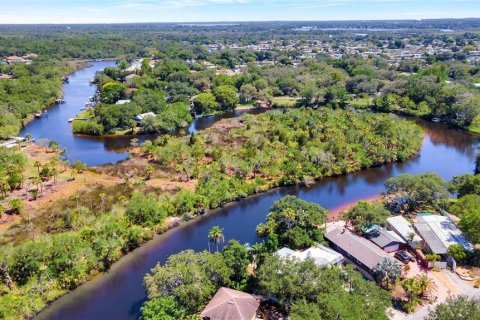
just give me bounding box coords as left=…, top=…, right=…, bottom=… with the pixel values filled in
left=30, top=116, right=480, bottom=320
left=19, top=60, right=87, bottom=131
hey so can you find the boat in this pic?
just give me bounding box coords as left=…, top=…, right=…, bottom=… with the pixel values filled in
left=34, top=113, right=42, bottom=118
left=432, top=117, right=441, bottom=123
left=68, top=118, right=75, bottom=123
left=55, top=98, right=66, bottom=104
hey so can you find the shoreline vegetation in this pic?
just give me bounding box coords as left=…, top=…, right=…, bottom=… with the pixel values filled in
left=0, top=108, right=423, bottom=319
left=0, top=60, right=83, bottom=140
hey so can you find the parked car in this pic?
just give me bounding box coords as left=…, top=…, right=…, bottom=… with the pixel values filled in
left=394, top=251, right=411, bottom=264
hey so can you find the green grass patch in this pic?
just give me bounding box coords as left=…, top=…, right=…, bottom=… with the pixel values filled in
left=272, top=96, right=298, bottom=108
left=349, top=96, right=373, bottom=109
left=465, top=124, right=480, bottom=134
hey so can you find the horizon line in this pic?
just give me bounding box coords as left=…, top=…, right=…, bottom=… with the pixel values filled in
left=0, top=17, right=479, bottom=26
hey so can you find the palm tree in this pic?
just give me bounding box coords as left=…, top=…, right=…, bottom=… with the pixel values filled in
left=33, top=176, right=42, bottom=196
left=407, top=232, right=416, bottom=243
left=374, top=258, right=402, bottom=289
left=70, top=193, right=80, bottom=207
left=415, top=275, right=436, bottom=299
left=145, top=165, right=154, bottom=180
left=99, top=193, right=107, bottom=212
left=24, top=133, right=32, bottom=142
left=281, top=208, right=297, bottom=228
left=34, top=161, right=42, bottom=175
left=208, top=226, right=224, bottom=252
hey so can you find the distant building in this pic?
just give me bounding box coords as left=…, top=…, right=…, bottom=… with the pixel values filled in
left=6, top=55, right=28, bottom=64
left=0, top=74, right=13, bottom=80
left=115, top=99, right=131, bottom=105
left=275, top=244, right=344, bottom=267
left=200, top=287, right=260, bottom=320
left=135, top=112, right=155, bottom=122
left=414, top=214, right=474, bottom=256
left=324, top=227, right=401, bottom=277
left=387, top=216, right=422, bottom=247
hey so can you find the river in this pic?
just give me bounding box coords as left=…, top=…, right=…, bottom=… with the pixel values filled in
left=20, top=61, right=263, bottom=166
left=29, top=63, right=480, bottom=320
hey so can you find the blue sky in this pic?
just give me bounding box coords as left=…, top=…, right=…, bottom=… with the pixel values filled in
left=0, top=0, right=479, bottom=24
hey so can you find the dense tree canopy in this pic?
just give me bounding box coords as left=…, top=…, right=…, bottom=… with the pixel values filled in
left=343, top=201, right=390, bottom=231
left=256, top=196, right=326, bottom=249
left=384, top=173, right=449, bottom=210
left=255, top=256, right=392, bottom=319
left=425, top=296, right=480, bottom=320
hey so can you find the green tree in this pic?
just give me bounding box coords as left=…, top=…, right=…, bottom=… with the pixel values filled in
left=8, top=198, right=23, bottom=215
left=373, top=258, right=402, bottom=289
left=143, top=250, right=231, bottom=314
left=193, top=92, right=219, bottom=115
left=208, top=226, right=224, bottom=252
left=256, top=196, right=326, bottom=249
left=140, top=296, right=190, bottom=320
left=342, top=201, right=390, bottom=231
left=449, top=174, right=480, bottom=197
left=101, top=81, right=126, bottom=104
left=425, top=296, right=480, bottom=320
left=145, top=165, right=154, bottom=180
left=126, top=191, right=166, bottom=226
left=213, top=85, right=239, bottom=111
left=385, top=173, right=449, bottom=209
left=222, top=240, right=250, bottom=289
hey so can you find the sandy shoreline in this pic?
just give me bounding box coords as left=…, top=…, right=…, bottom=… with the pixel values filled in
left=327, top=193, right=384, bottom=221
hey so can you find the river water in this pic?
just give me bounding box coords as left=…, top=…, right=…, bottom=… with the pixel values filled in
left=30, top=63, right=480, bottom=320
left=20, top=61, right=262, bottom=166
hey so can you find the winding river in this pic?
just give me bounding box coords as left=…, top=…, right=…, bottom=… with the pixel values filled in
left=29, top=63, right=480, bottom=320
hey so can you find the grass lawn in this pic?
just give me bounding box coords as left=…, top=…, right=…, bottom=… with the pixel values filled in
left=465, top=124, right=480, bottom=134
left=272, top=96, right=298, bottom=107
left=349, top=96, right=373, bottom=109
left=73, top=109, right=94, bottom=120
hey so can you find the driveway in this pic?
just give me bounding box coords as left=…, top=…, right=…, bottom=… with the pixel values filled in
left=390, top=267, right=479, bottom=320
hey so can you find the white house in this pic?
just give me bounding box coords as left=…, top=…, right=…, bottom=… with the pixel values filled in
left=276, top=244, right=344, bottom=267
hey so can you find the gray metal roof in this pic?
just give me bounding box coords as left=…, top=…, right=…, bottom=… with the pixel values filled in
left=387, top=216, right=422, bottom=243
left=325, top=227, right=398, bottom=270
left=414, top=222, right=448, bottom=255
left=370, top=229, right=406, bottom=248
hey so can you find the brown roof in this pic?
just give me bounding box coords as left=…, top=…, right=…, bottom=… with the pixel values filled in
left=324, top=227, right=398, bottom=271
left=201, top=287, right=260, bottom=320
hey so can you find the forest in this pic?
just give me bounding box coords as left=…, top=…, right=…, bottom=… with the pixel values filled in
left=2, top=21, right=480, bottom=139
left=0, top=108, right=422, bottom=319
left=0, top=60, right=76, bottom=138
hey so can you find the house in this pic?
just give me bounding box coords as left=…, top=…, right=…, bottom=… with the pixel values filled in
left=135, top=112, right=155, bottom=122
left=0, top=74, right=12, bottom=80
left=387, top=216, right=422, bottom=247
left=6, top=55, right=27, bottom=64
left=370, top=229, right=406, bottom=252
left=200, top=287, right=260, bottom=320
left=414, top=214, right=474, bottom=256
left=324, top=227, right=401, bottom=277
left=115, top=99, right=131, bottom=105
left=275, top=244, right=344, bottom=267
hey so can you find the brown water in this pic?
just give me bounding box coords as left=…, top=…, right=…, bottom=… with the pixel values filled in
left=35, top=118, right=479, bottom=320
